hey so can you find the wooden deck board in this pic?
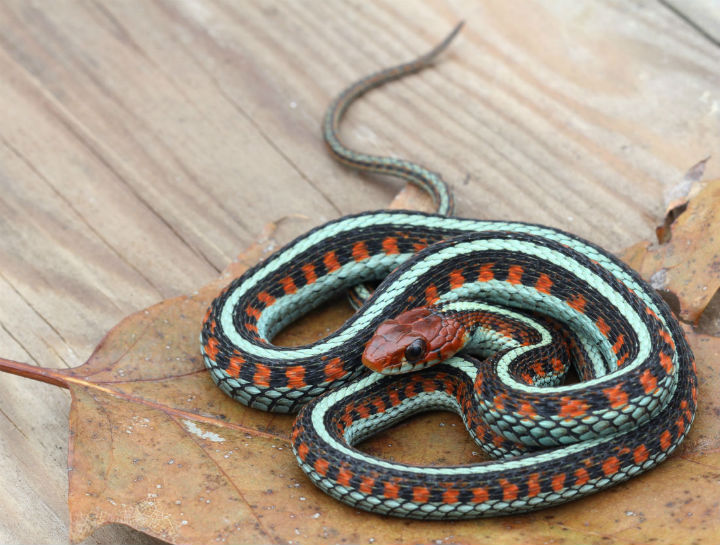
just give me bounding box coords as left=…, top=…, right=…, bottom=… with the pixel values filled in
left=0, top=1, right=718, bottom=543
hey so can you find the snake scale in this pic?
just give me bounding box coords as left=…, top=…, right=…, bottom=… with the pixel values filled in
left=201, top=23, right=696, bottom=519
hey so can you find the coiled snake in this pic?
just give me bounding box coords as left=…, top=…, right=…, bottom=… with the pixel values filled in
left=201, top=24, right=696, bottom=519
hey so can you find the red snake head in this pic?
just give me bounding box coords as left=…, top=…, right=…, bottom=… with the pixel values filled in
left=362, top=307, right=469, bottom=374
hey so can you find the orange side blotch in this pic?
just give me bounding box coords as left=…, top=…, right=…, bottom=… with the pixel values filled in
left=372, top=398, right=386, bottom=414
left=302, top=263, right=317, bottom=284
left=612, top=334, right=625, bottom=354
left=499, top=479, right=519, bottom=501
left=404, top=382, right=418, bottom=399
left=383, top=481, right=400, bottom=499
left=532, top=361, right=547, bottom=377
left=659, top=352, right=673, bottom=374
left=493, top=392, right=508, bottom=411
left=659, top=328, right=675, bottom=350
left=478, top=263, right=495, bottom=282
left=359, top=476, right=375, bottom=494
left=421, top=378, right=435, bottom=392
left=352, top=241, right=370, bottom=261
left=314, top=458, right=329, bottom=476
left=596, top=317, right=611, bottom=337
left=253, top=364, right=271, bottom=387
left=633, top=444, right=649, bottom=464
left=675, top=416, right=686, bottom=436
left=258, top=291, right=276, bottom=306
left=518, top=401, right=537, bottom=419
left=551, top=473, right=566, bottom=492
left=639, top=369, right=658, bottom=394
left=413, top=241, right=428, bottom=252
left=285, top=366, right=306, bottom=388
left=226, top=356, right=244, bottom=378
left=449, top=269, right=465, bottom=289
left=535, top=273, right=553, bottom=294
left=204, top=337, right=219, bottom=360
left=337, top=467, right=353, bottom=487
left=412, top=486, right=430, bottom=503
left=558, top=397, right=589, bottom=419
left=472, top=487, right=489, bottom=502
left=297, top=442, right=309, bottom=461
left=382, top=237, right=400, bottom=255
left=660, top=430, right=672, bottom=450
left=527, top=473, right=541, bottom=497
left=324, top=357, right=346, bottom=382
left=443, top=488, right=460, bottom=504
left=492, top=434, right=506, bottom=449
left=567, top=294, right=587, bottom=313
left=425, top=284, right=439, bottom=305
left=574, top=467, right=589, bottom=486
left=279, top=276, right=297, bottom=294
left=388, top=389, right=401, bottom=406
left=602, top=456, right=620, bottom=476
left=506, top=265, right=524, bottom=285
left=603, top=384, right=628, bottom=409
left=245, top=306, right=261, bottom=320
left=323, top=250, right=341, bottom=273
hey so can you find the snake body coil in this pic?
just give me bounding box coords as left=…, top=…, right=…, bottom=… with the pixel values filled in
left=201, top=25, right=696, bottom=518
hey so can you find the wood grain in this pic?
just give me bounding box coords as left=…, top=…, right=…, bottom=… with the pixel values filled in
left=0, top=1, right=718, bottom=543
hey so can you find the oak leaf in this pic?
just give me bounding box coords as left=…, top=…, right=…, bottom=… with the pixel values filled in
left=623, top=178, right=720, bottom=329
left=1, top=184, right=719, bottom=544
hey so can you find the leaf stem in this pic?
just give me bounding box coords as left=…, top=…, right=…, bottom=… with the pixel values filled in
left=0, top=357, right=69, bottom=388
left=0, top=357, right=288, bottom=442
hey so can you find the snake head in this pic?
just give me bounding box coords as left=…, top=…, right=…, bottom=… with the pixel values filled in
left=362, top=307, right=469, bottom=374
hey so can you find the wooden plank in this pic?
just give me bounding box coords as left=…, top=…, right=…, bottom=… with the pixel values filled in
left=663, top=0, right=720, bottom=44
left=0, top=1, right=718, bottom=542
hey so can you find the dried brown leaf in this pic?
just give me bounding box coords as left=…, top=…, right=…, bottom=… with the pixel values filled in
left=622, top=179, right=720, bottom=326
left=1, top=183, right=718, bottom=544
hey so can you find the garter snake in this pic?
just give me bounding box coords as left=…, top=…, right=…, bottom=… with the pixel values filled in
left=201, top=23, right=696, bottom=518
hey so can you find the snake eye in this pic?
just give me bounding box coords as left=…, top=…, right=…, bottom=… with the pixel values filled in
left=404, top=338, right=427, bottom=363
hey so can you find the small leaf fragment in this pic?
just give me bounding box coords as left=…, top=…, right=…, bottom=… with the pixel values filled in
left=623, top=179, right=720, bottom=324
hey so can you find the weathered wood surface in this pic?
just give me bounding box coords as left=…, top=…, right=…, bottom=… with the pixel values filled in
left=0, top=1, right=718, bottom=543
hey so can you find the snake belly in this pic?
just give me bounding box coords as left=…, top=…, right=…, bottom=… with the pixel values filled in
left=201, top=211, right=696, bottom=518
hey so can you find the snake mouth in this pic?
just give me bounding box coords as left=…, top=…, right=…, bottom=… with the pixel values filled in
left=361, top=352, right=435, bottom=375
left=371, top=360, right=431, bottom=375
left=361, top=352, right=396, bottom=374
